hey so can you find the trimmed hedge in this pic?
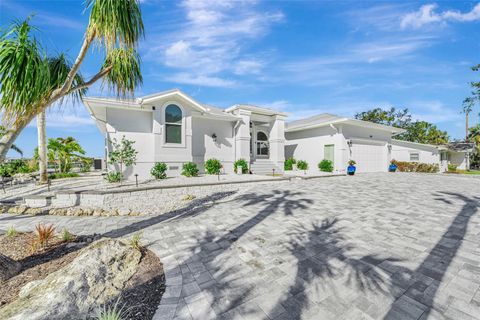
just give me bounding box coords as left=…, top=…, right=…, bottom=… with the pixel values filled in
left=234, top=159, right=249, bottom=174
left=205, top=158, right=222, bottom=175
left=296, top=160, right=308, bottom=170
left=151, top=162, right=168, bottom=179
left=182, top=162, right=199, bottom=177
left=318, top=159, right=333, bottom=172
left=391, top=160, right=439, bottom=173
left=284, top=157, right=296, bottom=170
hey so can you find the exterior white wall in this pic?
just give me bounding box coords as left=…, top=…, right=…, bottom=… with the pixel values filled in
left=269, top=116, right=286, bottom=172
left=450, top=151, right=467, bottom=170
left=106, top=109, right=155, bottom=180
left=192, top=117, right=235, bottom=174
left=285, top=126, right=345, bottom=173
left=391, top=140, right=440, bottom=164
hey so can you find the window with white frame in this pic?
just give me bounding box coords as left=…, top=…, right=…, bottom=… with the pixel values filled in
left=410, top=152, right=419, bottom=161
left=165, top=104, right=182, bottom=144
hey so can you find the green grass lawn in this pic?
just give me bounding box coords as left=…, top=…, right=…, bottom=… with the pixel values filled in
left=457, top=170, right=480, bottom=175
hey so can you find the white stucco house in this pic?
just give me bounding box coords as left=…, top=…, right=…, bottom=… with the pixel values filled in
left=285, top=113, right=470, bottom=174
left=84, top=89, right=471, bottom=179
left=84, top=89, right=286, bottom=179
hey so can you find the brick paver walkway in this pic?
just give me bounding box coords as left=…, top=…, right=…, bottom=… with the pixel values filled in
left=1, top=173, right=479, bottom=320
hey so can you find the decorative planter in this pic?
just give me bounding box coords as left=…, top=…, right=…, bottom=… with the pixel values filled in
left=347, top=165, right=356, bottom=176
left=389, top=164, right=397, bottom=172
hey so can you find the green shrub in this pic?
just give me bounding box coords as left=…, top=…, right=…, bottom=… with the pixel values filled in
left=80, top=158, right=93, bottom=172
left=0, top=159, right=31, bottom=177
left=7, top=226, right=17, bottom=237
left=234, top=159, right=249, bottom=174
left=129, top=232, right=142, bottom=250
left=284, top=157, right=296, bottom=170
left=61, top=229, right=74, bottom=242
left=391, top=160, right=439, bottom=173
left=96, top=300, right=125, bottom=320
left=105, top=171, right=122, bottom=183
left=296, top=160, right=308, bottom=171
left=205, top=158, right=222, bottom=175
left=318, top=159, right=333, bottom=172
left=151, top=162, right=168, bottom=179
left=49, top=172, right=80, bottom=179
left=448, top=164, right=457, bottom=172
left=182, top=162, right=199, bottom=177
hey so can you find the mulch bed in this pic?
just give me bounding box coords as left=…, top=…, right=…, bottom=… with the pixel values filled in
left=0, top=232, right=165, bottom=320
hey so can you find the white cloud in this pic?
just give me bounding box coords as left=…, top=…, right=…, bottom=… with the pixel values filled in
left=409, top=101, right=462, bottom=123
left=401, top=3, right=480, bottom=29
left=233, top=59, right=263, bottom=75
left=167, top=73, right=237, bottom=88
left=27, top=109, right=95, bottom=131
left=145, top=0, right=283, bottom=86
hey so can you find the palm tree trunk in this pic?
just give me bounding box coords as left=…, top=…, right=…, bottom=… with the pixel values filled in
left=0, top=253, right=21, bottom=282
left=37, top=110, right=48, bottom=184
left=466, top=112, right=469, bottom=142
left=0, top=114, right=36, bottom=162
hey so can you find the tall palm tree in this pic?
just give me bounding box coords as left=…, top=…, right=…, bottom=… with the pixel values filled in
left=0, top=0, right=143, bottom=279
left=463, top=97, right=474, bottom=142
left=37, top=54, right=86, bottom=182
left=0, top=0, right=144, bottom=185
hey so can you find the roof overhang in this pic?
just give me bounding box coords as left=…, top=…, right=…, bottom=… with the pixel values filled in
left=139, top=89, right=207, bottom=112
left=286, top=118, right=406, bottom=134
left=226, top=104, right=287, bottom=117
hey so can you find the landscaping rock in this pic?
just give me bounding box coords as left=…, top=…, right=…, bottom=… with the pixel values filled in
left=0, top=238, right=142, bottom=320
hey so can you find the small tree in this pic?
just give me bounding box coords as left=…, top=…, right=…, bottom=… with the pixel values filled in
left=108, top=136, right=138, bottom=180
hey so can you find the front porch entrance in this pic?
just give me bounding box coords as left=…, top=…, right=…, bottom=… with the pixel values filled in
left=250, top=122, right=269, bottom=160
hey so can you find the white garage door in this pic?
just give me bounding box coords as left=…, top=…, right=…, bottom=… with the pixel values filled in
left=351, top=142, right=387, bottom=172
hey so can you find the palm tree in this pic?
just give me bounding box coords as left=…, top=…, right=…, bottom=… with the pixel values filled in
left=0, top=0, right=143, bottom=280
left=462, top=97, right=475, bottom=142
left=0, top=0, right=144, bottom=185
left=0, top=126, right=22, bottom=157
left=37, top=54, right=86, bottom=182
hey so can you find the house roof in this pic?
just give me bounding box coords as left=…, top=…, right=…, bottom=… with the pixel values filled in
left=447, top=141, right=475, bottom=152
left=285, top=113, right=406, bottom=134
left=83, top=89, right=240, bottom=122
left=225, top=104, right=288, bottom=117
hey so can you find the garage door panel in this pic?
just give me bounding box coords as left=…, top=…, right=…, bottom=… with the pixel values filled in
left=351, top=143, right=386, bottom=172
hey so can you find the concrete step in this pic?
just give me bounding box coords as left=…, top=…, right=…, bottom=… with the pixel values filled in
left=250, top=160, right=281, bottom=175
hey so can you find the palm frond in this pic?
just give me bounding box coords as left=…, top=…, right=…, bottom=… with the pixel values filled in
left=47, top=53, right=86, bottom=105
left=10, top=144, right=23, bottom=156
left=101, top=48, right=142, bottom=97
left=86, top=0, right=144, bottom=50
left=0, top=18, right=50, bottom=120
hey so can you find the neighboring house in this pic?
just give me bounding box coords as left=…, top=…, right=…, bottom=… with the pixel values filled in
left=84, top=89, right=470, bottom=179
left=84, top=89, right=286, bottom=179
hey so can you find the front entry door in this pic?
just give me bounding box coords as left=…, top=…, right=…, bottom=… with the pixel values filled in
left=256, top=131, right=269, bottom=158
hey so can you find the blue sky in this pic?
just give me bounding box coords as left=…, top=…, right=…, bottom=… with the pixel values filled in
left=1, top=0, right=479, bottom=157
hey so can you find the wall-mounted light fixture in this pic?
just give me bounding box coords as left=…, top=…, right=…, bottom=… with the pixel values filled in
left=387, top=144, right=392, bottom=151
left=212, top=133, right=217, bottom=142
left=347, top=140, right=353, bottom=147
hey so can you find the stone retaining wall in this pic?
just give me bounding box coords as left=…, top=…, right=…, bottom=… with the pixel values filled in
left=23, top=178, right=290, bottom=215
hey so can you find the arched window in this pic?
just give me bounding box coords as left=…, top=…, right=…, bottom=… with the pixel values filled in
left=165, top=104, right=182, bottom=144
left=257, top=131, right=268, bottom=141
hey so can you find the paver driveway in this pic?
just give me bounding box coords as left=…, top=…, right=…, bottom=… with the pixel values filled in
left=1, top=173, right=479, bottom=320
